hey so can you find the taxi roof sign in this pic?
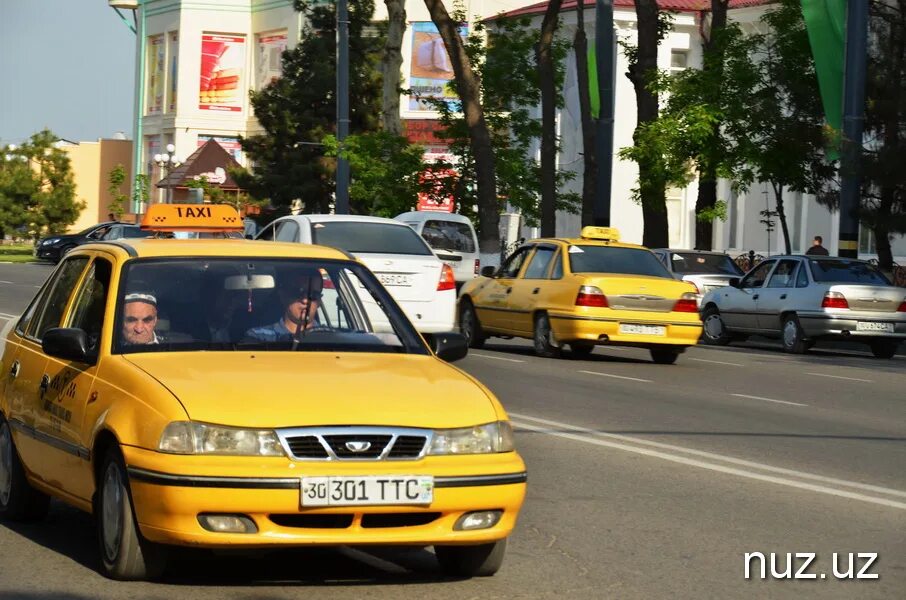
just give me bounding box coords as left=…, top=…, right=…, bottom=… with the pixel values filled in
left=580, top=226, right=620, bottom=242
left=141, top=204, right=244, bottom=233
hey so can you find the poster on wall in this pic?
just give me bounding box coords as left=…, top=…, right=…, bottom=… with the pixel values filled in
left=147, top=35, right=165, bottom=114
left=197, top=135, right=243, bottom=164
left=256, top=31, right=288, bottom=89
left=199, top=34, right=246, bottom=112
left=168, top=32, right=179, bottom=111
left=408, top=22, right=466, bottom=111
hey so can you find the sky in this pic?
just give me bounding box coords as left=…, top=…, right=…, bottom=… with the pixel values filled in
left=0, top=0, right=136, bottom=148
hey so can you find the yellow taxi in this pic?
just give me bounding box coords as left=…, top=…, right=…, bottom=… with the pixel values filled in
left=0, top=205, right=526, bottom=580
left=458, top=227, right=702, bottom=363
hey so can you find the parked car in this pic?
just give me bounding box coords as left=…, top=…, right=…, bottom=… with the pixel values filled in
left=35, top=222, right=152, bottom=262
left=700, top=255, right=906, bottom=357
left=651, top=249, right=744, bottom=295
left=395, top=212, right=480, bottom=287
left=256, top=215, right=456, bottom=333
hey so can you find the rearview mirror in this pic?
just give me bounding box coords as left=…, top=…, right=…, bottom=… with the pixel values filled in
left=42, top=328, right=93, bottom=364
left=224, top=274, right=275, bottom=290
left=728, top=277, right=741, bottom=288
left=423, top=332, right=469, bottom=363
left=480, top=266, right=497, bottom=278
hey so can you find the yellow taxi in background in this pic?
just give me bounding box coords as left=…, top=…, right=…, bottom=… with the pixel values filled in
left=0, top=205, right=526, bottom=581
left=458, top=227, right=702, bottom=363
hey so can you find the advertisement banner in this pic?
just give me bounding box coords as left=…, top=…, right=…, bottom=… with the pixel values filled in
left=198, top=135, right=243, bottom=164
left=147, top=35, right=165, bottom=114
left=256, top=31, right=288, bottom=89
left=416, top=169, right=456, bottom=213
left=408, top=22, right=466, bottom=111
left=199, top=34, right=246, bottom=112
left=168, top=32, right=179, bottom=112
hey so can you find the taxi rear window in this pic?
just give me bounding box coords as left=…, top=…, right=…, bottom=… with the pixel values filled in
left=568, top=246, right=672, bottom=278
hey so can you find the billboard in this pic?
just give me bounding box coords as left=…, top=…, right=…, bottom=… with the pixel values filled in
left=168, top=32, right=179, bottom=112
left=408, top=22, right=466, bottom=111
left=256, top=31, right=288, bottom=89
left=416, top=169, right=456, bottom=213
left=147, top=35, right=165, bottom=114
left=198, top=135, right=243, bottom=164
left=199, top=34, right=246, bottom=112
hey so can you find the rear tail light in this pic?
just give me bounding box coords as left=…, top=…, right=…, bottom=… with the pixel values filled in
left=576, top=285, right=608, bottom=307
left=474, top=258, right=480, bottom=275
left=437, top=264, right=456, bottom=291
left=898, top=298, right=906, bottom=312
left=672, top=292, right=699, bottom=313
left=821, top=291, right=849, bottom=309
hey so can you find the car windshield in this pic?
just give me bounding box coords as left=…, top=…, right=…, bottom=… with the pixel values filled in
left=569, top=246, right=672, bottom=278
left=114, top=258, right=429, bottom=355
left=808, top=259, right=891, bottom=285
left=311, top=222, right=433, bottom=255
left=420, top=220, right=476, bottom=253
left=669, top=252, right=743, bottom=275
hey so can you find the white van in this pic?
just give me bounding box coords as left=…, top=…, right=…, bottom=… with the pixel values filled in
left=395, top=211, right=480, bottom=286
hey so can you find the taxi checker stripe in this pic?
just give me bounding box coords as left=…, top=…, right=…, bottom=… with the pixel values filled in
left=126, top=467, right=527, bottom=489
left=548, top=313, right=701, bottom=327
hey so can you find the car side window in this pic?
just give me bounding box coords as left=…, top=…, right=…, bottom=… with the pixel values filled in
left=275, top=220, right=299, bottom=242
left=88, top=226, right=111, bottom=240
left=795, top=262, right=809, bottom=287
left=549, top=250, right=564, bottom=279
left=740, top=260, right=775, bottom=289
left=257, top=223, right=276, bottom=241
left=522, top=247, right=555, bottom=279
left=767, top=259, right=798, bottom=288
left=28, top=256, right=90, bottom=340
left=68, top=257, right=113, bottom=353
left=103, top=226, right=123, bottom=240
left=499, top=248, right=531, bottom=278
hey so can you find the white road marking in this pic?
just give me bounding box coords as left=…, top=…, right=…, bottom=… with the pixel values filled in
left=509, top=414, right=906, bottom=510
left=471, top=353, right=525, bottom=363
left=578, top=370, right=652, bottom=383
left=0, top=280, right=14, bottom=284
left=690, top=357, right=742, bottom=367
left=805, top=372, right=873, bottom=383
left=731, top=393, right=807, bottom=407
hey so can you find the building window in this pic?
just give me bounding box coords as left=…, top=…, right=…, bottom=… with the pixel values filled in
left=728, top=187, right=738, bottom=249
left=669, top=50, right=688, bottom=76
left=859, top=223, right=876, bottom=254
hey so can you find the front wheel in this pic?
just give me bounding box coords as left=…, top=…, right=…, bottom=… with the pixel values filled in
left=0, top=418, right=50, bottom=522
left=96, top=449, right=167, bottom=580
left=650, top=348, right=679, bottom=364
left=781, top=315, right=808, bottom=354
left=533, top=313, right=561, bottom=358
left=870, top=340, right=899, bottom=359
left=435, top=539, right=507, bottom=577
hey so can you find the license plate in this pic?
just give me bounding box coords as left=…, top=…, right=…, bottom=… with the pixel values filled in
left=377, top=273, right=413, bottom=287
left=301, top=475, right=434, bottom=507
left=618, top=323, right=667, bottom=336
left=856, top=322, right=894, bottom=333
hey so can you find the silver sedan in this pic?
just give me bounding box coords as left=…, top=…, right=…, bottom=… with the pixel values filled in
left=700, top=256, right=906, bottom=358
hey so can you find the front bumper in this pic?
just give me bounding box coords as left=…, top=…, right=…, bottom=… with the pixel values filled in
left=34, top=246, right=59, bottom=261
left=123, top=446, right=526, bottom=548
left=798, top=312, right=906, bottom=340
left=549, top=310, right=702, bottom=347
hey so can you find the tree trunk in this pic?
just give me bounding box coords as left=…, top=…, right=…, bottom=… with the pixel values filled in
left=772, top=182, right=792, bottom=255
left=575, top=0, right=597, bottom=226
left=538, top=1, right=564, bottom=237
left=424, top=0, right=499, bottom=255
left=693, top=0, right=730, bottom=251
left=629, top=0, right=668, bottom=247
left=381, top=0, right=406, bottom=135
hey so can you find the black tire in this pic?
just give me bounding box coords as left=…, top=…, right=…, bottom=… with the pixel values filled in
left=650, top=348, right=680, bottom=364
left=459, top=299, right=486, bottom=349
left=96, top=448, right=167, bottom=581
left=532, top=313, right=561, bottom=358
left=869, top=340, right=899, bottom=359
left=0, top=417, right=50, bottom=522
left=435, top=539, right=507, bottom=578
left=781, top=314, right=808, bottom=354
left=569, top=341, right=596, bottom=358
left=701, top=306, right=732, bottom=346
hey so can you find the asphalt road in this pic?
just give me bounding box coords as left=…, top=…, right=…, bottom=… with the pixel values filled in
left=0, top=262, right=903, bottom=599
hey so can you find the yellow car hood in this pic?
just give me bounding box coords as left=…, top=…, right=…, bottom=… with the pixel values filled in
left=124, top=352, right=497, bottom=429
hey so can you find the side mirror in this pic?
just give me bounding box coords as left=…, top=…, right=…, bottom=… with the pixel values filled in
left=728, top=277, right=741, bottom=288
left=480, top=266, right=497, bottom=278
left=423, top=332, right=469, bottom=363
left=42, top=328, right=93, bottom=364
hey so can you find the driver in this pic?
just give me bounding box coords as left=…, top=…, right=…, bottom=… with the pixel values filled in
left=244, top=268, right=324, bottom=342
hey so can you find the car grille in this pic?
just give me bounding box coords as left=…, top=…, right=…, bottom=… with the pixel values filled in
left=279, top=427, right=430, bottom=461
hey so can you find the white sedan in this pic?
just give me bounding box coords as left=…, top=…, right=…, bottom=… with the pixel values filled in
left=256, top=214, right=456, bottom=333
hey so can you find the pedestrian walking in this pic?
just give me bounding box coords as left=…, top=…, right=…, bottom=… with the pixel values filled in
left=805, top=235, right=829, bottom=256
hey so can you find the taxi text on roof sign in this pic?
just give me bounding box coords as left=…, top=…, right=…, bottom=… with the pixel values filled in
left=579, top=226, right=620, bottom=242
left=141, top=203, right=244, bottom=232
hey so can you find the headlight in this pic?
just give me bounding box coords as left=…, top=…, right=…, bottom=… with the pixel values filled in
left=42, top=238, right=60, bottom=246
left=158, top=421, right=285, bottom=456
left=428, top=421, right=515, bottom=455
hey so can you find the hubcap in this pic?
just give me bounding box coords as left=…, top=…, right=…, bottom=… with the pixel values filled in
left=101, top=463, right=124, bottom=562
left=0, top=424, right=12, bottom=506
left=783, top=320, right=798, bottom=347
left=704, top=314, right=723, bottom=339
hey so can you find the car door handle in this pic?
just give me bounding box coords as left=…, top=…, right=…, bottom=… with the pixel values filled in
left=780, top=294, right=787, bottom=300
left=532, top=287, right=540, bottom=294
left=8, top=360, right=19, bottom=379
left=39, top=374, right=49, bottom=396
left=506, top=288, right=512, bottom=294
left=753, top=294, right=759, bottom=300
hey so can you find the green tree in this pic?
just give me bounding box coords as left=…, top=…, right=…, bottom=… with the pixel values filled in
left=238, top=0, right=382, bottom=213
left=107, top=164, right=130, bottom=218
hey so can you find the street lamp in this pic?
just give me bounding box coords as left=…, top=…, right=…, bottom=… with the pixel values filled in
left=154, top=144, right=183, bottom=203
left=109, top=1, right=144, bottom=215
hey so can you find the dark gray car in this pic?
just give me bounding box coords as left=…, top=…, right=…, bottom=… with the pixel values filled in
left=700, top=256, right=906, bottom=358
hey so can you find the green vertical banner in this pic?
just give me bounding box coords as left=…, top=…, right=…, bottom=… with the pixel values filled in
left=801, top=0, right=846, bottom=157
left=588, top=48, right=600, bottom=119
